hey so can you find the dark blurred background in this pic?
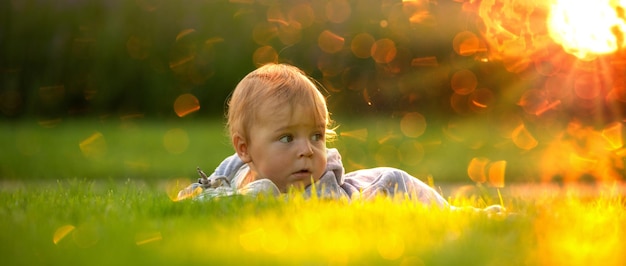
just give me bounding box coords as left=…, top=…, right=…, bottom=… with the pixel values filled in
left=2, top=0, right=626, bottom=184
left=0, top=0, right=474, bottom=119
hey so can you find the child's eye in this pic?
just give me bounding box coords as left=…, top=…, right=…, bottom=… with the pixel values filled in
left=279, top=135, right=293, bottom=143
left=312, top=133, right=324, bottom=142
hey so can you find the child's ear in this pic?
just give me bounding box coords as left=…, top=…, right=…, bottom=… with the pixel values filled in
left=232, top=133, right=252, bottom=163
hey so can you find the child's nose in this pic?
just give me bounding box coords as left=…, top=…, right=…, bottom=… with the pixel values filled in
left=298, top=140, right=314, bottom=157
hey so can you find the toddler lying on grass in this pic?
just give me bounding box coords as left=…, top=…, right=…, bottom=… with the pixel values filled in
left=178, top=63, right=503, bottom=213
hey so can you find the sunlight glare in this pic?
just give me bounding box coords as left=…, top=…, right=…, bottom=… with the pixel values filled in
left=79, top=131, right=107, bottom=159
left=548, top=0, right=626, bottom=61
left=512, top=123, right=538, bottom=150
left=135, top=231, right=163, bottom=246
left=488, top=160, right=506, bottom=188
left=173, top=93, right=200, bottom=117
left=450, top=69, right=477, bottom=95
left=601, top=122, right=624, bottom=150
left=339, top=128, right=369, bottom=142
left=326, top=0, right=351, bottom=24
left=411, top=56, right=438, bottom=67
left=453, top=31, right=482, bottom=56
left=53, top=224, right=75, bottom=245
left=318, top=30, right=345, bottom=54
left=468, top=157, right=489, bottom=183
left=400, top=112, right=426, bottom=138
left=371, top=39, right=397, bottom=64
left=351, top=33, right=375, bottom=59
left=253, top=45, right=278, bottom=67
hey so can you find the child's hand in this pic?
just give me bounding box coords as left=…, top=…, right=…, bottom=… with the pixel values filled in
left=197, top=167, right=231, bottom=188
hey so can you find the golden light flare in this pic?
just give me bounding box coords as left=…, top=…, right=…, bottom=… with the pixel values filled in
left=371, top=38, right=397, bottom=64
left=325, top=0, right=351, bottom=24
left=126, top=34, right=151, bottom=60
left=540, top=121, right=624, bottom=183
left=53, top=224, right=76, bottom=245
left=175, top=29, right=196, bottom=42
left=467, top=157, right=489, bottom=183
left=450, top=69, right=477, bottom=95
left=573, top=72, right=606, bottom=100
left=547, top=0, right=626, bottom=61
left=164, top=178, right=198, bottom=201
left=173, top=93, right=200, bottom=117
left=452, top=30, right=484, bottom=56
left=450, top=92, right=471, bottom=115
left=288, top=3, right=315, bottom=28
left=469, top=88, right=495, bottom=113
left=169, top=30, right=217, bottom=85
left=318, top=30, right=345, bottom=54
left=468, top=157, right=507, bottom=187
left=402, top=0, right=434, bottom=25
left=400, top=112, right=427, bottom=138
left=474, top=0, right=626, bottom=64
left=253, top=45, right=279, bottom=67
left=488, top=160, right=506, bottom=188
left=252, top=22, right=278, bottom=46
left=135, top=231, right=163, bottom=246
left=267, top=5, right=288, bottom=26
left=277, top=20, right=303, bottom=46
left=163, top=128, right=189, bottom=154
left=411, top=56, right=438, bottom=67
left=350, top=33, right=375, bottom=59
left=79, top=131, right=107, bottom=159
left=339, top=128, right=369, bottom=142
left=512, top=123, right=538, bottom=150
left=601, top=122, right=623, bottom=150
left=519, top=89, right=550, bottom=115
left=500, top=39, right=531, bottom=73
left=398, top=139, right=424, bottom=166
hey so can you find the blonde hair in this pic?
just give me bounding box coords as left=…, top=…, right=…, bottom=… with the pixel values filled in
left=227, top=63, right=334, bottom=142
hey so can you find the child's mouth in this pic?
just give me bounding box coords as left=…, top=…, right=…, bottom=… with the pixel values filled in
left=293, top=169, right=311, bottom=178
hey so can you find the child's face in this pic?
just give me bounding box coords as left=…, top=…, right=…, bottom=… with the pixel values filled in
left=242, top=104, right=327, bottom=192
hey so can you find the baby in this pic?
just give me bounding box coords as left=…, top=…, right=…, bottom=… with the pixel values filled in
left=178, top=63, right=502, bottom=212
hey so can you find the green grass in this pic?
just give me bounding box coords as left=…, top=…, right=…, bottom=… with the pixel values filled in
left=1, top=117, right=234, bottom=181
left=2, top=179, right=625, bottom=265
left=2, top=119, right=626, bottom=265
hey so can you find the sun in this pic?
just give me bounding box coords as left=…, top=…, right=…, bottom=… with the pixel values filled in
left=547, top=0, right=626, bottom=61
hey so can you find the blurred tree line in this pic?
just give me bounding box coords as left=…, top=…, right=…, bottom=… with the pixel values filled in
left=0, top=0, right=485, bottom=121
left=2, top=0, right=254, bottom=119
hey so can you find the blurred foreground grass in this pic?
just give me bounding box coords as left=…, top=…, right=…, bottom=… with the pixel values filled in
left=2, top=119, right=626, bottom=265
left=2, top=179, right=626, bottom=265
